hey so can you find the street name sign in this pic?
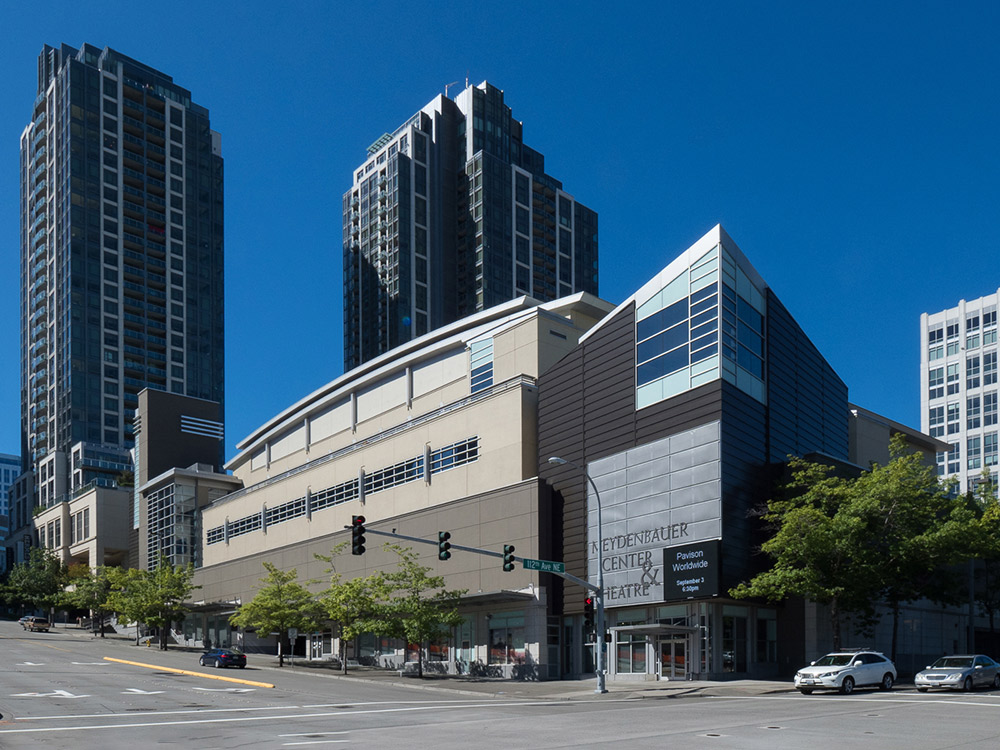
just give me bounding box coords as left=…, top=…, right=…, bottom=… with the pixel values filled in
left=522, top=558, right=565, bottom=573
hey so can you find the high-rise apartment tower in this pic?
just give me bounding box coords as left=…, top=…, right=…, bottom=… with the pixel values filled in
left=920, top=289, right=999, bottom=495
left=19, top=44, right=224, bottom=510
left=343, top=81, right=598, bottom=369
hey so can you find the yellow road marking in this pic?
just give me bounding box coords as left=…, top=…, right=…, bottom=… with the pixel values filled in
left=103, top=657, right=275, bottom=688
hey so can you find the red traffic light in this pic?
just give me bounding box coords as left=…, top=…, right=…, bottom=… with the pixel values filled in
left=585, top=597, right=592, bottom=606
left=353, top=515, right=366, bottom=526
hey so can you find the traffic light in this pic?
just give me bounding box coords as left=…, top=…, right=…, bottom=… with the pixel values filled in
left=583, top=596, right=595, bottom=631
left=502, top=544, right=516, bottom=572
left=438, top=531, right=452, bottom=561
left=351, top=515, right=366, bottom=555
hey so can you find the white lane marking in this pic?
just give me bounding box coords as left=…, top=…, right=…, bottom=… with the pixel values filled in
left=711, top=694, right=1000, bottom=708
left=19, top=705, right=297, bottom=721
left=280, top=732, right=349, bottom=737
left=11, top=690, right=90, bottom=698
left=0, top=700, right=632, bottom=734
left=282, top=742, right=349, bottom=747
left=17, top=662, right=45, bottom=666
left=122, top=689, right=165, bottom=695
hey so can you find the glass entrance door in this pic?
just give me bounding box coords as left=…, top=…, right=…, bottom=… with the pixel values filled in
left=660, top=635, right=687, bottom=679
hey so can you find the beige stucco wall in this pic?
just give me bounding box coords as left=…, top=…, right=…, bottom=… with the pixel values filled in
left=201, top=383, right=536, bottom=567
left=193, top=479, right=548, bottom=607
left=34, top=486, right=131, bottom=569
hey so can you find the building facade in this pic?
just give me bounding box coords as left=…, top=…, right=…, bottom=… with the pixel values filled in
left=0, top=453, right=21, bottom=571
left=19, top=44, right=224, bottom=556
left=538, top=225, right=854, bottom=681
left=920, top=289, right=1000, bottom=496
left=343, top=81, right=598, bottom=370
left=190, top=294, right=612, bottom=674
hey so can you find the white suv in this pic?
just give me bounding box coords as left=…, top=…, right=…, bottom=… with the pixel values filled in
left=794, top=650, right=896, bottom=694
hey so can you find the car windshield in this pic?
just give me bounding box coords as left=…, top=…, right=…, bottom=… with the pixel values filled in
left=813, top=654, right=855, bottom=667
left=931, top=657, right=973, bottom=668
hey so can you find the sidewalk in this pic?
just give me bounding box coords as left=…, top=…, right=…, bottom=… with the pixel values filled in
left=55, top=623, right=795, bottom=700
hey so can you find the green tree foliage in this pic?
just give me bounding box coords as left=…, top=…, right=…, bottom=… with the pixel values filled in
left=730, top=458, right=878, bottom=651
left=731, top=434, right=977, bottom=655
left=3, top=547, right=68, bottom=614
left=65, top=566, right=116, bottom=637
left=854, top=435, right=975, bottom=658
left=380, top=544, right=466, bottom=677
left=972, top=473, right=1000, bottom=632
left=229, top=562, right=323, bottom=667
left=316, top=543, right=391, bottom=674
left=104, top=567, right=150, bottom=644
left=104, top=557, right=198, bottom=649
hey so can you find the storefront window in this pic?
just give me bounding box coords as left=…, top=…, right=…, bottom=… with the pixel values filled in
left=756, top=608, right=777, bottom=663
left=616, top=632, right=648, bottom=674
left=488, top=612, right=525, bottom=664
left=722, top=605, right=748, bottom=673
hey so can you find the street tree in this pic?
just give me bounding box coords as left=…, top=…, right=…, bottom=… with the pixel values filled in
left=380, top=544, right=466, bottom=677
left=104, top=557, right=198, bottom=649
left=3, top=547, right=68, bottom=616
left=230, top=562, right=323, bottom=666
left=730, top=457, right=881, bottom=650
left=854, top=434, right=977, bottom=659
left=104, top=566, right=149, bottom=644
left=66, top=566, right=116, bottom=636
left=317, top=544, right=391, bottom=674
left=972, top=473, right=1000, bottom=633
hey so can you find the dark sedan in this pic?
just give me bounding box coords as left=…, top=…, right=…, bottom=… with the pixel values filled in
left=199, top=648, right=247, bottom=669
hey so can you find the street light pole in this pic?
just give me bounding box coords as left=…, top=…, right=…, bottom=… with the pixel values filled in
left=548, top=456, right=608, bottom=694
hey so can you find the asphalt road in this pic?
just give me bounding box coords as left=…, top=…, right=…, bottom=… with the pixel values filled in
left=4, top=621, right=1000, bottom=748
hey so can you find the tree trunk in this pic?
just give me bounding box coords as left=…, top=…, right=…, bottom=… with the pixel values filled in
left=830, top=598, right=842, bottom=651
left=341, top=639, right=348, bottom=675
left=417, top=641, right=424, bottom=678
left=278, top=636, right=284, bottom=667
left=890, top=600, right=900, bottom=662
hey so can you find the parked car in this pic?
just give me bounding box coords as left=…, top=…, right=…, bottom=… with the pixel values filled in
left=18, top=615, right=32, bottom=627
left=794, top=649, right=896, bottom=694
left=199, top=648, right=247, bottom=669
left=914, top=655, right=1000, bottom=692
left=22, top=616, right=50, bottom=632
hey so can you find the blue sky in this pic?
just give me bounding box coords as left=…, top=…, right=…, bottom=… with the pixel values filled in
left=1, top=1, right=997, bottom=462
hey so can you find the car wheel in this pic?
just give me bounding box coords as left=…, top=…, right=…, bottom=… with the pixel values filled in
left=199, top=658, right=205, bottom=666
left=964, top=676, right=974, bottom=692
left=799, top=689, right=813, bottom=695
left=238, top=664, right=246, bottom=669
left=993, top=674, right=1000, bottom=690
left=840, top=676, right=855, bottom=695
left=215, top=658, right=223, bottom=669
left=917, top=687, right=928, bottom=693
left=879, top=673, right=893, bottom=691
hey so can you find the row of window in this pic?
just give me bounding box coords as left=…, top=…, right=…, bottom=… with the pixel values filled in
left=928, top=351, right=998, bottom=399
left=928, top=392, right=998, bottom=436
left=937, top=433, right=1000, bottom=473
left=206, top=437, right=481, bottom=545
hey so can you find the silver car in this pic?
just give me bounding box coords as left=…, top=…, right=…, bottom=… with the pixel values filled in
left=914, top=654, right=1000, bottom=692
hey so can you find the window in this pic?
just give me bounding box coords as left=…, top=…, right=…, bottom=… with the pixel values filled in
left=947, top=363, right=961, bottom=395
left=968, top=356, right=981, bottom=390
left=947, top=401, right=961, bottom=434
left=948, top=341, right=961, bottom=356
left=756, top=609, right=777, bottom=663
left=968, top=334, right=981, bottom=350
left=948, top=322, right=960, bottom=339
left=470, top=339, right=494, bottom=393
left=488, top=612, right=525, bottom=665
left=985, top=392, right=998, bottom=427
left=948, top=442, right=961, bottom=474
left=930, top=345, right=944, bottom=361
left=929, top=327, right=944, bottom=344
left=985, top=351, right=997, bottom=385
left=969, top=396, right=981, bottom=429
left=928, top=406, right=945, bottom=437
left=968, top=315, right=981, bottom=332
left=986, top=433, right=998, bottom=467
left=929, top=367, right=944, bottom=399
left=969, top=436, right=982, bottom=470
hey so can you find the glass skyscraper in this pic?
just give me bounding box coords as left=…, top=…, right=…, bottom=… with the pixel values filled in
left=343, top=81, right=598, bottom=369
left=19, top=44, right=224, bottom=510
